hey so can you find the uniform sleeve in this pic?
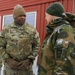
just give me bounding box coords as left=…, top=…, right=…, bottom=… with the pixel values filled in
left=50, top=25, right=75, bottom=75
left=53, top=26, right=75, bottom=60
left=0, top=29, right=9, bottom=61
left=28, top=29, right=40, bottom=60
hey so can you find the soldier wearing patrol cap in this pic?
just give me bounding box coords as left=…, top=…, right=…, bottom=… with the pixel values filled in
left=38, top=2, right=75, bottom=75
left=0, top=4, right=40, bottom=75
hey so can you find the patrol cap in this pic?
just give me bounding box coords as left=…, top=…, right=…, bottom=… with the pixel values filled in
left=13, top=4, right=26, bottom=18
left=46, top=2, right=64, bottom=17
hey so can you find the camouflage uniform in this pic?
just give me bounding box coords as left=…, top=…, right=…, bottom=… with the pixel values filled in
left=0, top=42, right=4, bottom=75
left=38, top=23, right=55, bottom=63
left=65, top=12, right=75, bottom=75
left=0, top=22, right=40, bottom=75
left=65, top=12, right=75, bottom=29
left=38, top=17, right=75, bottom=75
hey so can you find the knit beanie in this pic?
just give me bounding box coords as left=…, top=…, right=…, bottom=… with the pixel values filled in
left=13, top=4, right=26, bottom=18
left=46, top=2, right=64, bottom=17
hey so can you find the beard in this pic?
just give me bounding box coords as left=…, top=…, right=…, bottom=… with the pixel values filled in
left=15, top=19, right=25, bottom=26
left=17, top=20, right=25, bottom=25
left=18, top=20, right=25, bottom=25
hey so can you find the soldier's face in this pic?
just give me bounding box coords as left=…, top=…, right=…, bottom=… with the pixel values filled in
left=45, top=13, right=54, bottom=24
left=14, top=15, right=26, bottom=25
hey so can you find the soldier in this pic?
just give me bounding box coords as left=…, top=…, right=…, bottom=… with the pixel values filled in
left=38, top=2, right=75, bottom=75
left=0, top=4, right=40, bottom=75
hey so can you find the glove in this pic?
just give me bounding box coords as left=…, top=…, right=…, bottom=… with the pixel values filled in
left=17, top=59, right=30, bottom=70
left=5, top=58, right=18, bottom=70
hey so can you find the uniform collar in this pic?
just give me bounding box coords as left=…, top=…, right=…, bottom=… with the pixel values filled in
left=11, top=22, right=26, bottom=28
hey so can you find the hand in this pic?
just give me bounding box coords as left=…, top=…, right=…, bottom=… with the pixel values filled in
left=17, top=59, right=30, bottom=70
left=5, top=58, right=18, bottom=70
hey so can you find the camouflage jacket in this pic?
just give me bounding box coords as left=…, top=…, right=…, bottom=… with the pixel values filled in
left=38, top=18, right=75, bottom=75
left=0, top=22, right=40, bottom=62
left=65, top=12, right=75, bottom=28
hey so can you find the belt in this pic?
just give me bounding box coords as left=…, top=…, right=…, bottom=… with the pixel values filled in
left=13, top=57, right=28, bottom=62
left=9, top=55, right=28, bottom=62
